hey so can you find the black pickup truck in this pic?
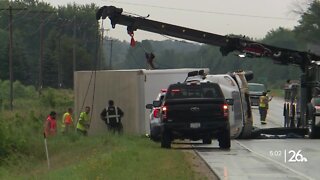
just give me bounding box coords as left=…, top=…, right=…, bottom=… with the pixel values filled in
left=154, top=81, right=232, bottom=149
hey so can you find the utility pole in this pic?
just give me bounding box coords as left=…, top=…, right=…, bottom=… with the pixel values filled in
left=56, top=18, right=63, bottom=88
left=39, top=14, right=44, bottom=94
left=99, top=20, right=105, bottom=70
left=9, top=6, right=13, bottom=110
left=0, top=6, right=27, bottom=111
left=109, top=39, right=113, bottom=69
left=73, top=16, right=76, bottom=73
left=58, top=34, right=62, bottom=88
left=37, top=10, right=55, bottom=93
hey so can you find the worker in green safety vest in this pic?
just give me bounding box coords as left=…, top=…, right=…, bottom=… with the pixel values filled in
left=76, top=106, right=91, bottom=136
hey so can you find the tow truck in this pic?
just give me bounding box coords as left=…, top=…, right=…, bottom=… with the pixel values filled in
left=96, top=5, right=320, bottom=138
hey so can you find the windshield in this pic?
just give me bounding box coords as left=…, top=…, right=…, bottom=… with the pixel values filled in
left=166, top=83, right=223, bottom=99
left=248, top=84, right=266, bottom=92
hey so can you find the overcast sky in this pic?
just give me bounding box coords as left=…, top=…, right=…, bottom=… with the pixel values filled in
left=42, top=0, right=308, bottom=42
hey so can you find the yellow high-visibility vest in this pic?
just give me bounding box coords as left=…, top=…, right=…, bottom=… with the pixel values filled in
left=61, top=112, right=73, bottom=128
left=76, top=112, right=89, bottom=131
left=259, top=96, right=267, bottom=108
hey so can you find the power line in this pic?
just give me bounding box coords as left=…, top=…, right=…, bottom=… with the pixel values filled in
left=106, top=0, right=297, bottom=21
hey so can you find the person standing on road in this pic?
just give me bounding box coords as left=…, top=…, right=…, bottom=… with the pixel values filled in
left=61, top=108, right=74, bottom=134
left=259, top=92, right=273, bottom=124
left=100, top=100, right=124, bottom=134
left=76, top=106, right=91, bottom=136
left=44, top=111, right=57, bottom=137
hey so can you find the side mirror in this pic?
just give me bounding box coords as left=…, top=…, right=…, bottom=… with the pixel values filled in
left=153, top=100, right=162, bottom=107
left=145, top=104, right=153, bottom=109
left=226, top=99, right=234, bottom=105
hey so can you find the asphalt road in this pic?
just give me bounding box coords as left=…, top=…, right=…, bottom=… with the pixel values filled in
left=194, top=97, right=320, bottom=180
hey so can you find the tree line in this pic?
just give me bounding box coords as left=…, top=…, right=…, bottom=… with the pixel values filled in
left=0, top=0, right=319, bottom=90
left=0, top=0, right=99, bottom=89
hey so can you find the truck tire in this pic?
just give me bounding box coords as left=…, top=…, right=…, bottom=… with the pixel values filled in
left=150, top=135, right=160, bottom=142
left=202, top=137, right=212, bottom=144
left=218, top=128, right=231, bottom=149
left=297, top=117, right=302, bottom=128
left=161, top=130, right=171, bottom=148
left=150, top=129, right=161, bottom=142
left=307, top=118, right=320, bottom=139
left=307, top=103, right=320, bottom=139
left=308, top=115, right=320, bottom=139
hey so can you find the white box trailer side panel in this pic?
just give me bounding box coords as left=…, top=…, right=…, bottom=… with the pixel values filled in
left=74, top=70, right=143, bottom=135
left=75, top=69, right=209, bottom=136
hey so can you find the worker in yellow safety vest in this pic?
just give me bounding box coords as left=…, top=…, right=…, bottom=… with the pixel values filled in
left=61, top=108, right=74, bottom=134
left=76, top=106, right=91, bottom=136
left=259, top=92, right=273, bottom=124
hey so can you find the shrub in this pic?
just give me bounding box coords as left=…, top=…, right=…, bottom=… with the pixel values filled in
left=0, top=80, right=37, bottom=100
left=40, top=88, right=56, bottom=108
left=0, top=85, right=74, bottom=164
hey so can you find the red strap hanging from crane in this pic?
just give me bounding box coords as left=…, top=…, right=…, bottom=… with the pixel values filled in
left=128, top=31, right=136, bottom=47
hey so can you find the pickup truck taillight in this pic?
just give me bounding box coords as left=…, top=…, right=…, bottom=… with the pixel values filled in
left=223, top=104, right=228, bottom=118
left=161, top=106, right=168, bottom=121
left=153, top=108, right=160, bottom=118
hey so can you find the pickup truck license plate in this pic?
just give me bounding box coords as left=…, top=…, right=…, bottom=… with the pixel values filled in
left=190, top=123, right=200, bottom=128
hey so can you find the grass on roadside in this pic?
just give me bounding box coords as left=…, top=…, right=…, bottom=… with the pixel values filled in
left=0, top=133, right=206, bottom=180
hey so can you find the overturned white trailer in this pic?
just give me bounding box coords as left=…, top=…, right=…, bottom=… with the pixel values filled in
left=74, top=68, right=208, bottom=135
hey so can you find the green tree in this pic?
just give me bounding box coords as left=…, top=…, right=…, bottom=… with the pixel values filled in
left=0, top=0, right=100, bottom=88
left=156, top=49, right=179, bottom=69
left=263, top=27, right=304, bottom=50
left=42, top=3, right=99, bottom=88
left=295, top=1, right=320, bottom=44
left=124, top=40, right=154, bottom=69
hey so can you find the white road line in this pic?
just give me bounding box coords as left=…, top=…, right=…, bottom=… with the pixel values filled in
left=235, top=140, right=314, bottom=180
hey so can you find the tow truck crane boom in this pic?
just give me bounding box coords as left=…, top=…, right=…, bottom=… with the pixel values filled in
left=96, top=6, right=320, bottom=137
left=96, top=6, right=320, bottom=69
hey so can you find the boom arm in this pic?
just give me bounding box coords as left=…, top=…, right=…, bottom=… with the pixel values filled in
left=96, top=6, right=320, bottom=71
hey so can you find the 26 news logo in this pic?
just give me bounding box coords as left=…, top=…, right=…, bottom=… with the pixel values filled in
left=269, top=150, right=308, bottom=163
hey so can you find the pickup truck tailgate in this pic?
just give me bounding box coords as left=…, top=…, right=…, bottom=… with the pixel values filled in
left=164, top=98, right=226, bottom=123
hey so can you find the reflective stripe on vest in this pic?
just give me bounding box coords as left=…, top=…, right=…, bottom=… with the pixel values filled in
left=106, top=106, right=120, bottom=123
